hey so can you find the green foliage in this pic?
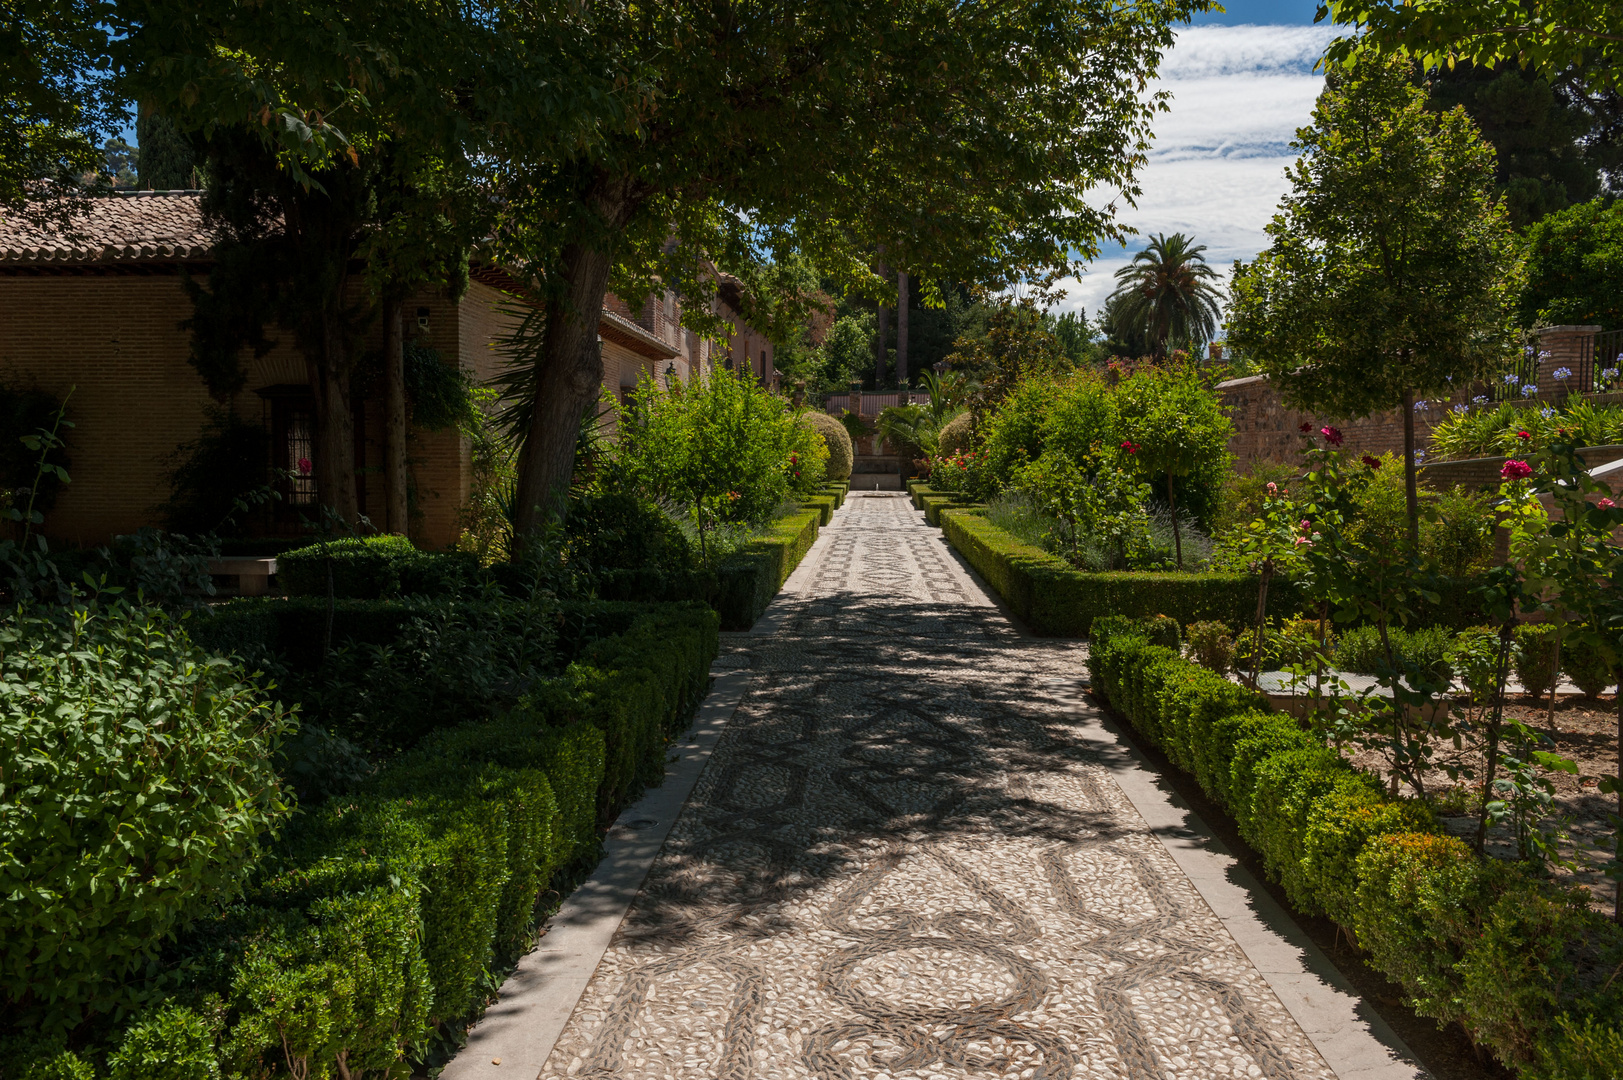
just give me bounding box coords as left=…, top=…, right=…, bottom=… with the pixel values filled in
left=1520, top=198, right=1623, bottom=331
left=1513, top=622, right=1562, bottom=700
left=1334, top=624, right=1454, bottom=681
left=135, top=110, right=196, bottom=190
left=0, top=383, right=70, bottom=518
left=566, top=492, right=694, bottom=579
left=404, top=341, right=479, bottom=432
left=1013, top=451, right=1152, bottom=571
left=609, top=370, right=816, bottom=557
left=941, top=509, right=1303, bottom=636
left=107, top=1001, right=221, bottom=1080
left=800, top=412, right=853, bottom=481
left=1106, top=232, right=1224, bottom=354
left=943, top=299, right=1070, bottom=406
left=937, top=411, right=975, bottom=459
left=1446, top=625, right=1505, bottom=704
left=1184, top=620, right=1236, bottom=674
left=1560, top=635, right=1613, bottom=697
left=715, top=510, right=820, bottom=630
left=0, top=604, right=293, bottom=1033
left=277, top=535, right=478, bottom=600
left=1226, top=55, right=1524, bottom=538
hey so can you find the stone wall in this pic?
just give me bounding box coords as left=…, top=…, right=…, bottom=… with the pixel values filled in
left=1217, top=374, right=1456, bottom=469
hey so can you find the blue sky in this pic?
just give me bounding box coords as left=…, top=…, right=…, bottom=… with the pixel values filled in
left=1055, top=0, right=1344, bottom=319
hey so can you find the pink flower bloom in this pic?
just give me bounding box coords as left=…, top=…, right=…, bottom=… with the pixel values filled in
left=1501, top=460, right=1534, bottom=480
left=1361, top=454, right=1381, bottom=469
left=1266, top=482, right=1278, bottom=495
left=1320, top=426, right=1344, bottom=446
left=297, top=457, right=312, bottom=476
left=1600, top=498, right=1616, bottom=509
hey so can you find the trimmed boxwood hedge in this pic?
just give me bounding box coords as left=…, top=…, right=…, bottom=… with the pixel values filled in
left=277, top=535, right=479, bottom=599
left=802, top=494, right=836, bottom=526
left=715, top=508, right=820, bottom=630
left=15, top=600, right=720, bottom=1078
left=941, top=509, right=1304, bottom=636
left=1088, top=619, right=1623, bottom=1077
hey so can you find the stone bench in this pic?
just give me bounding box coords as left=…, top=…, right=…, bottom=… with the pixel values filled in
left=207, top=557, right=277, bottom=597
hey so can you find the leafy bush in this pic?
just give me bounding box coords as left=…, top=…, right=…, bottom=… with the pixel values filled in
left=1184, top=620, right=1235, bottom=674
left=0, top=604, right=293, bottom=1032
left=566, top=492, right=694, bottom=578
left=107, top=1001, right=222, bottom=1080
left=1514, top=623, right=1561, bottom=700
left=1560, top=635, right=1613, bottom=698
left=715, top=509, right=820, bottom=630
left=1234, top=617, right=1331, bottom=671
left=799, top=411, right=853, bottom=480
left=1447, top=625, right=1505, bottom=703
left=938, top=411, right=975, bottom=458
left=1333, top=624, right=1453, bottom=680
left=278, top=535, right=479, bottom=600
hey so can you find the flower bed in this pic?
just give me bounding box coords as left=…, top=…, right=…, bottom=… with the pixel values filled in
left=1088, top=617, right=1623, bottom=1078
left=940, top=508, right=1301, bottom=635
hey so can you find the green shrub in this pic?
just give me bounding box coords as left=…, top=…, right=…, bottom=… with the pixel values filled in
left=941, top=509, right=1304, bottom=636
left=800, top=411, right=853, bottom=481
left=107, top=1001, right=221, bottom=1080
left=1184, top=620, right=1235, bottom=674
left=1234, top=617, right=1332, bottom=671
left=1, top=1040, right=95, bottom=1080
left=567, top=492, right=695, bottom=578
left=0, top=604, right=293, bottom=1033
left=1226, top=715, right=1318, bottom=834
left=715, top=510, right=819, bottom=630
left=1446, top=625, right=1505, bottom=703
left=1351, top=832, right=1491, bottom=1030
left=1334, top=624, right=1452, bottom=680
left=937, top=411, right=975, bottom=458
left=1514, top=623, right=1561, bottom=700
left=1561, top=636, right=1613, bottom=698
left=1246, top=748, right=1366, bottom=911
left=277, top=535, right=420, bottom=599
left=1533, top=1015, right=1623, bottom=1080
left=1301, top=787, right=1434, bottom=927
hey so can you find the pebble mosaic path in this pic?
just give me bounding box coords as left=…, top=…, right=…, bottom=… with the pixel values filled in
left=531, top=494, right=1419, bottom=1080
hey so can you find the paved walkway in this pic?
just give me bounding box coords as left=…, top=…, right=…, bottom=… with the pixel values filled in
left=454, top=494, right=1424, bottom=1080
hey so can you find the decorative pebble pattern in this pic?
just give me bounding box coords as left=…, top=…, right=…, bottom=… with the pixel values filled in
left=541, top=495, right=1339, bottom=1080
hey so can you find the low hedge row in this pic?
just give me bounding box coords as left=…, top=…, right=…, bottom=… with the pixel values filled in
left=1087, top=617, right=1623, bottom=1078
left=802, top=494, right=836, bottom=526
left=715, top=508, right=821, bottom=630
left=277, top=535, right=479, bottom=600
left=15, top=601, right=719, bottom=1078
left=823, top=483, right=847, bottom=510
left=941, top=510, right=1302, bottom=635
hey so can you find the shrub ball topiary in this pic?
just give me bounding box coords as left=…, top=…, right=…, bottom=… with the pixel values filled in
left=800, top=411, right=853, bottom=481
left=1185, top=620, right=1236, bottom=674
left=1514, top=623, right=1561, bottom=701
left=938, top=410, right=976, bottom=459
left=1559, top=636, right=1613, bottom=698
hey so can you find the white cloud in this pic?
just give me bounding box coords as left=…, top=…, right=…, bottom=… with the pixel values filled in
left=1055, top=24, right=1345, bottom=323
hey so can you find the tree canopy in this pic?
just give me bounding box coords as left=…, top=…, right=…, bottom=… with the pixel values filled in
left=1107, top=232, right=1224, bottom=355
left=1520, top=198, right=1623, bottom=331
left=492, top=0, right=1211, bottom=541
left=1226, top=55, right=1523, bottom=541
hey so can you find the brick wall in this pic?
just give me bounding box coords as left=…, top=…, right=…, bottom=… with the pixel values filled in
left=0, top=269, right=484, bottom=549
left=1221, top=374, right=1465, bottom=470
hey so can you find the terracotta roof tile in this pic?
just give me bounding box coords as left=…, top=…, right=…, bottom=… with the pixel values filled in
left=0, top=191, right=213, bottom=264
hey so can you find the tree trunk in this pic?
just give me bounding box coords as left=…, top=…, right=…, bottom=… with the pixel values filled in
left=1250, top=557, right=1274, bottom=689
left=1167, top=469, right=1182, bottom=570
left=1476, top=623, right=1515, bottom=854
left=896, top=271, right=910, bottom=387
left=383, top=297, right=409, bottom=536
left=310, top=306, right=360, bottom=523
left=1615, top=672, right=1622, bottom=922
left=1402, top=388, right=1420, bottom=548
left=510, top=241, right=612, bottom=543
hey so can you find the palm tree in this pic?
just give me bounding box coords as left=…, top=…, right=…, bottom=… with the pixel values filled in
left=1107, top=232, right=1224, bottom=356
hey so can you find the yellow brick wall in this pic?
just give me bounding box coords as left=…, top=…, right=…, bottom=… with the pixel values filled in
left=0, top=271, right=481, bottom=549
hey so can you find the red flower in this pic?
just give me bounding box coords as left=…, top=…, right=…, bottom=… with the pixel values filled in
left=1320, top=426, right=1343, bottom=446
left=1600, top=498, right=1617, bottom=509
left=1299, top=422, right=1313, bottom=434
left=1516, top=430, right=1531, bottom=441
left=1501, top=460, right=1534, bottom=480
left=297, top=457, right=312, bottom=476
left=1361, top=455, right=1381, bottom=469
left=1119, top=440, right=1140, bottom=454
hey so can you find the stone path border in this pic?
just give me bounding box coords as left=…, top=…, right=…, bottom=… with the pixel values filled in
left=443, top=494, right=1428, bottom=1080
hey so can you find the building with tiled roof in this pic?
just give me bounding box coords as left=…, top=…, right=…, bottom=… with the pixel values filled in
left=0, top=192, right=771, bottom=549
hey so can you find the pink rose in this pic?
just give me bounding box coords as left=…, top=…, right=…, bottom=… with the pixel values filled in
left=1266, top=482, right=1278, bottom=495
left=297, top=457, right=312, bottom=476
left=1600, top=498, right=1616, bottom=509
left=1320, top=426, right=1344, bottom=447
left=1501, top=460, right=1534, bottom=480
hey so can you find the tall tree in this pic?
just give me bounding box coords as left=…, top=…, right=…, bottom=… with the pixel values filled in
left=120, top=0, right=615, bottom=521
left=897, top=270, right=911, bottom=387
left=1106, top=232, right=1224, bottom=356
left=1, top=0, right=120, bottom=224
left=1226, top=55, right=1523, bottom=545
left=495, top=0, right=1207, bottom=542
left=1424, top=62, right=1603, bottom=226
